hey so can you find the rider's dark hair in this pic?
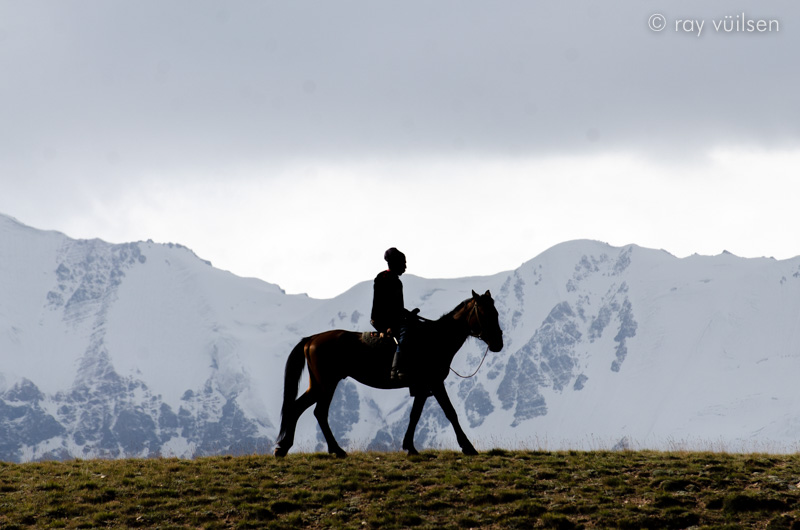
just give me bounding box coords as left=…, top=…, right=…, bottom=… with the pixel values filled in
left=384, top=247, right=405, bottom=263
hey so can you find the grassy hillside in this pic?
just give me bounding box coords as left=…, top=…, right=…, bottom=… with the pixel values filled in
left=2, top=450, right=800, bottom=529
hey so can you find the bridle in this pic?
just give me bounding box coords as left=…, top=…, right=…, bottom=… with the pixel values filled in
left=451, top=299, right=492, bottom=379
left=466, top=301, right=484, bottom=339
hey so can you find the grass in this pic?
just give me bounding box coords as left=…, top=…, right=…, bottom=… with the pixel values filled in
left=1, top=449, right=800, bottom=528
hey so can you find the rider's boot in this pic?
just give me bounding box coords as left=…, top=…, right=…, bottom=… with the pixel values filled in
left=390, top=350, right=406, bottom=382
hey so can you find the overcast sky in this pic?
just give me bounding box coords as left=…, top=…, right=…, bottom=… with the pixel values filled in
left=2, top=1, right=799, bottom=298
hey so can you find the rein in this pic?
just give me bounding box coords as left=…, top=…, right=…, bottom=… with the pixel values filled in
left=450, top=343, right=490, bottom=379
left=450, top=301, right=490, bottom=379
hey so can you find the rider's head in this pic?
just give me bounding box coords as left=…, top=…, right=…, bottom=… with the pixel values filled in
left=384, top=247, right=407, bottom=276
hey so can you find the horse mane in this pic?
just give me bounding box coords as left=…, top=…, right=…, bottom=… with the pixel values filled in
left=441, top=298, right=470, bottom=320
left=411, top=298, right=471, bottom=349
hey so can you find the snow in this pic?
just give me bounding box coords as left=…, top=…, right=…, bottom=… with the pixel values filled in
left=5, top=212, right=800, bottom=460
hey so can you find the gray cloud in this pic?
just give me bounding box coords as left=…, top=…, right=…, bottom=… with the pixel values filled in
left=2, top=0, right=798, bottom=187
left=1, top=0, right=800, bottom=297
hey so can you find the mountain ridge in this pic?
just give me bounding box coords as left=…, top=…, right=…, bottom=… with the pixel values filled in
left=3, top=213, right=800, bottom=462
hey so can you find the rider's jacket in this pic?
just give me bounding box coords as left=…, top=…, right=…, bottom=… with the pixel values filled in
left=370, top=270, right=408, bottom=333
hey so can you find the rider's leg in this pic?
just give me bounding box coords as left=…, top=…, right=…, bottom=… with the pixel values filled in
left=390, top=324, right=408, bottom=381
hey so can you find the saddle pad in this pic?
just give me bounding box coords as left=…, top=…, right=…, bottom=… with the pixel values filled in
left=360, top=331, right=394, bottom=348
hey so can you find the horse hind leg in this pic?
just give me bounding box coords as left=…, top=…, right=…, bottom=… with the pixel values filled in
left=274, top=389, right=317, bottom=457
left=314, top=388, right=347, bottom=458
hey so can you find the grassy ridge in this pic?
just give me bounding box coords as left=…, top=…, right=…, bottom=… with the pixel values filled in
left=2, top=450, right=800, bottom=529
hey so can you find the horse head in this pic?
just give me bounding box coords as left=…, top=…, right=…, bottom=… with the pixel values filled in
left=466, top=290, right=504, bottom=352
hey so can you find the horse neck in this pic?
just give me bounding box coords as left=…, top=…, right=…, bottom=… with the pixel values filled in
left=430, top=302, right=473, bottom=361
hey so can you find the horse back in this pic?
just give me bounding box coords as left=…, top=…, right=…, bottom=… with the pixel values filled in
left=304, top=329, right=361, bottom=361
left=303, top=329, right=399, bottom=389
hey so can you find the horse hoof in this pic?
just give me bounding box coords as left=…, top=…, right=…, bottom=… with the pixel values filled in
left=330, top=449, right=348, bottom=458
left=462, top=447, right=479, bottom=456
left=274, top=447, right=288, bottom=457
left=404, top=447, right=419, bottom=456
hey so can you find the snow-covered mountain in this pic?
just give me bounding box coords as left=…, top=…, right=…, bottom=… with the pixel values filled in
left=3, top=213, right=800, bottom=462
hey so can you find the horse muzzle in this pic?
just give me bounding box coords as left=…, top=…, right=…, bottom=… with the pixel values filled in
left=488, top=339, right=503, bottom=352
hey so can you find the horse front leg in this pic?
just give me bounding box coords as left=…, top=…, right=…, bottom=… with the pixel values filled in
left=274, top=389, right=316, bottom=457
left=314, top=387, right=347, bottom=458
left=432, top=383, right=478, bottom=456
left=402, top=394, right=428, bottom=456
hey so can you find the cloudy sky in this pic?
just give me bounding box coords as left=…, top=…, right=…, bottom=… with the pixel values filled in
left=1, top=1, right=799, bottom=298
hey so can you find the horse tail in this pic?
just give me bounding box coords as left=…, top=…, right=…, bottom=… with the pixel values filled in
left=280, top=337, right=309, bottom=420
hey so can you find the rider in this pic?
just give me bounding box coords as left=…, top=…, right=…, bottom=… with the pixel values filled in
left=371, top=247, right=419, bottom=381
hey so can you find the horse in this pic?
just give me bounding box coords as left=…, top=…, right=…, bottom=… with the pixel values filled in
left=273, top=290, right=504, bottom=458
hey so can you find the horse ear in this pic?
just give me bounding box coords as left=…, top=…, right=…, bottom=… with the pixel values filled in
left=484, top=290, right=491, bottom=298
left=472, top=290, right=479, bottom=300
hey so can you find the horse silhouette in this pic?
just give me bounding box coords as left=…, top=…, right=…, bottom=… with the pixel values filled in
left=274, top=290, right=504, bottom=457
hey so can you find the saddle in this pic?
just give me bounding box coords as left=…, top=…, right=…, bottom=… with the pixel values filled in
left=360, top=331, right=430, bottom=396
